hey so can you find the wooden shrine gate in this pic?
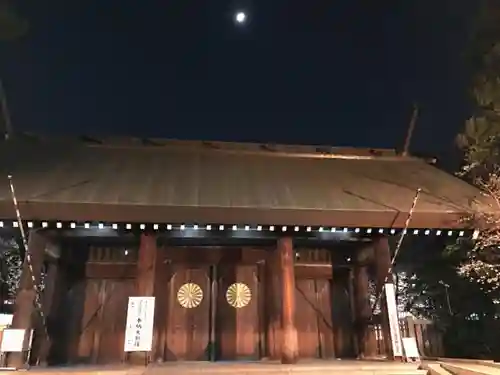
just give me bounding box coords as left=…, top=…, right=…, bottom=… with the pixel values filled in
left=51, top=247, right=354, bottom=364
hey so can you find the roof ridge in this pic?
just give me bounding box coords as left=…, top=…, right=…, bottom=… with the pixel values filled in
left=12, top=132, right=429, bottom=161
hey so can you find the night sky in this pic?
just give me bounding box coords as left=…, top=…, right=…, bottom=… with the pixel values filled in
left=0, top=1, right=478, bottom=159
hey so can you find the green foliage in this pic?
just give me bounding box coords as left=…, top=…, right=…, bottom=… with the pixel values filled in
left=396, top=237, right=500, bottom=358
left=457, top=43, right=500, bottom=177
left=0, top=236, right=22, bottom=298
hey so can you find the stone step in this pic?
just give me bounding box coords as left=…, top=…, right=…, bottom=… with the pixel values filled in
left=20, top=363, right=427, bottom=375
left=424, top=363, right=454, bottom=375
left=439, top=362, right=500, bottom=375
left=145, top=362, right=427, bottom=375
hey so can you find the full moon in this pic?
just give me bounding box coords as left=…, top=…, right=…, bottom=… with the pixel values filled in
left=235, top=12, right=247, bottom=24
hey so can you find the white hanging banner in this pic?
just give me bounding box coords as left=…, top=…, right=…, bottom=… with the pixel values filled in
left=402, top=337, right=420, bottom=360
left=124, top=296, right=155, bottom=352
left=384, top=283, right=403, bottom=357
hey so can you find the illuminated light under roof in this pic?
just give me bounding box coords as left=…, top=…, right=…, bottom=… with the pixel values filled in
left=0, top=219, right=477, bottom=239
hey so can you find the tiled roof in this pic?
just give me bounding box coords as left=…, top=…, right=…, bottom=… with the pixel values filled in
left=0, top=137, right=490, bottom=228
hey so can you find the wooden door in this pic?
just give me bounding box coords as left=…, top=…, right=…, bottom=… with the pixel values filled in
left=62, top=278, right=133, bottom=365
left=295, top=279, right=335, bottom=359
left=165, top=266, right=211, bottom=361
left=97, top=280, right=134, bottom=363
left=315, top=279, right=335, bottom=358
left=331, top=271, right=356, bottom=358
left=216, top=265, right=261, bottom=360
left=295, top=279, right=320, bottom=358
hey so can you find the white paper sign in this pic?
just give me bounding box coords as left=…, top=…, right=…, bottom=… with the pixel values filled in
left=124, top=296, right=155, bottom=352
left=0, top=314, right=13, bottom=328
left=0, top=329, right=32, bottom=352
left=402, top=337, right=420, bottom=359
left=384, top=283, right=403, bottom=357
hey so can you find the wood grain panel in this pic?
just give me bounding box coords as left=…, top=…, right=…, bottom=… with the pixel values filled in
left=331, top=271, right=356, bottom=358
left=97, top=280, right=134, bottom=363
left=295, top=279, right=320, bottom=358
left=316, top=279, right=335, bottom=359
left=165, top=267, right=211, bottom=361
left=76, top=280, right=100, bottom=362
left=216, top=265, right=260, bottom=360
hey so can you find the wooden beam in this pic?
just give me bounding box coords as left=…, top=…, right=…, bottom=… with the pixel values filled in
left=353, top=246, right=377, bottom=359
left=136, top=234, right=158, bottom=296
left=278, top=237, right=298, bottom=364
left=7, top=231, right=47, bottom=368
left=85, top=263, right=136, bottom=279
left=37, top=258, right=60, bottom=365
left=128, top=233, right=158, bottom=364
left=265, top=248, right=281, bottom=359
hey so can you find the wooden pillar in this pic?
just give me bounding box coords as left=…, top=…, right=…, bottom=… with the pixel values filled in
left=353, top=246, right=376, bottom=359
left=7, top=231, right=47, bottom=368
left=37, top=257, right=60, bottom=365
left=129, top=233, right=158, bottom=363
left=278, top=237, right=298, bottom=364
left=136, top=233, right=158, bottom=296
left=373, top=236, right=402, bottom=360
left=265, top=248, right=281, bottom=359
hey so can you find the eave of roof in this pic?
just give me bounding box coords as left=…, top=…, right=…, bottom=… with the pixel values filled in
left=0, top=136, right=492, bottom=229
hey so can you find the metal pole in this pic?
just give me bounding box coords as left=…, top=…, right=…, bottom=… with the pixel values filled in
left=0, top=78, right=14, bottom=140
left=371, top=188, right=422, bottom=315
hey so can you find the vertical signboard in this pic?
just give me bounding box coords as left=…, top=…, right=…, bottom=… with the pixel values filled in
left=384, top=283, right=403, bottom=357
left=124, top=296, right=155, bottom=352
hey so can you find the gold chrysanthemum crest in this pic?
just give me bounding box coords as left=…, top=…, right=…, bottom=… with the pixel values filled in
left=226, top=282, right=251, bottom=308
left=177, top=282, right=203, bottom=308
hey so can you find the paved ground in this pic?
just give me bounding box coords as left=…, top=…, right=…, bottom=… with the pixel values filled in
left=16, top=361, right=426, bottom=375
